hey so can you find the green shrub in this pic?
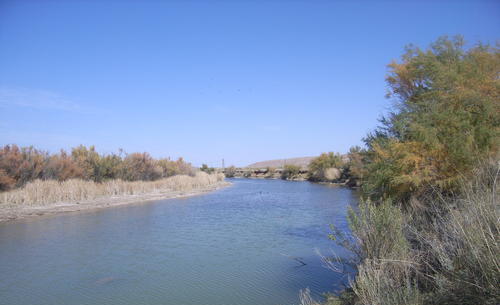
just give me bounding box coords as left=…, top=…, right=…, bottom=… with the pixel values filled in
left=344, top=146, right=367, bottom=187
left=325, top=37, right=500, bottom=305
left=200, top=164, right=215, bottom=174
left=281, top=164, right=301, bottom=180
left=363, top=36, right=499, bottom=202
left=308, top=152, right=343, bottom=182
left=224, top=166, right=236, bottom=178
left=265, top=166, right=276, bottom=178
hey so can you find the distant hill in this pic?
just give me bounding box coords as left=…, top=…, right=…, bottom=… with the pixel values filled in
left=246, top=157, right=316, bottom=169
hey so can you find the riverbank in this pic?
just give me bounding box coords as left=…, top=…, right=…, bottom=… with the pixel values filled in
left=0, top=172, right=230, bottom=223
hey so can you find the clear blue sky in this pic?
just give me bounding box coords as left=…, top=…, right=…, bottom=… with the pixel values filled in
left=0, top=0, right=498, bottom=167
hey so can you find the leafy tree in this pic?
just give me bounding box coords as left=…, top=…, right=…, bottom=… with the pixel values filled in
left=364, top=36, right=500, bottom=201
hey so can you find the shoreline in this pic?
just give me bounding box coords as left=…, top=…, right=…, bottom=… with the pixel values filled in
left=0, top=181, right=231, bottom=224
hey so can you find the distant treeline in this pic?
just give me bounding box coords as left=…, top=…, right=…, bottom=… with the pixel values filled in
left=0, top=145, right=194, bottom=191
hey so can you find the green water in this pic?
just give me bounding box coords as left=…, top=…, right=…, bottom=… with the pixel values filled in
left=0, top=178, right=357, bottom=305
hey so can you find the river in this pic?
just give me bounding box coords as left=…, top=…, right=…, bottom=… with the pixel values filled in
left=0, top=178, right=357, bottom=305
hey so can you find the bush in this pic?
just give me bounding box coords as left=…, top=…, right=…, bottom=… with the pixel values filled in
left=0, top=145, right=47, bottom=189
left=0, top=144, right=197, bottom=190
left=412, top=163, right=500, bottom=305
left=157, top=157, right=194, bottom=177
left=363, top=36, right=499, bottom=202
left=224, top=166, right=236, bottom=178
left=344, top=146, right=367, bottom=187
left=323, top=37, right=500, bottom=305
left=200, top=164, right=215, bottom=174
left=119, top=152, right=162, bottom=181
left=43, top=151, right=83, bottom=181
left=265, top=166, right=276, bottom=178
left=308, top=152, right=344, bottom=182
left=281, top=164, right=301, bottom=180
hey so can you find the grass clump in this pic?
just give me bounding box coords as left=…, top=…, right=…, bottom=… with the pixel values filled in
left=330, top=164, right=499, bottom=305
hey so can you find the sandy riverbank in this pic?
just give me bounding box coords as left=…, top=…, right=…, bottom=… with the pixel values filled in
left=0, top=173, right=231, bottom=223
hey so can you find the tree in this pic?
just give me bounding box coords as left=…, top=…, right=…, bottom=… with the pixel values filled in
left=364, top=36, right=500, bottom=201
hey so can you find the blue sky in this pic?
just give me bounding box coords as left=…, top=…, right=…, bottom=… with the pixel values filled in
left=0, top=0, right=498, bottom=167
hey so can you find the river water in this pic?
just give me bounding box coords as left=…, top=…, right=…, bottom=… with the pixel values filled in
left=0, top=178, right=357, bottom=305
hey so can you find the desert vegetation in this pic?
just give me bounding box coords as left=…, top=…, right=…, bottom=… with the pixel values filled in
left=0, top=171, right=225, bottom=207
left=281, top=164, right=302, bottom=180
left=0, top=145, right=229, bottom=219
left=200, top=164, right=216, bottom=174
left=0, top=144, right=195, bottom=191
left=308, top=152, right=344, bottom=182
left=224, top=165, right=237, bottom=178
left=303, top=36, right=500, bottom=305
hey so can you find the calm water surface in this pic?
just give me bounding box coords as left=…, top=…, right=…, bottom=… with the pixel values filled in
left=0, top=179, right=357, bottom=305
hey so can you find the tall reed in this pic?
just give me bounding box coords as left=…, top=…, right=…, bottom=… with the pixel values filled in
left=0, top=172, right=225, bottom=207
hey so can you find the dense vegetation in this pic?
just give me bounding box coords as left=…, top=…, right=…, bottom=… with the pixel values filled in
left=308, top=152, right=344, bottom=182
left=358, top=36, right=498, bottom=202
left=281, top=164, right=302, bottom=180
left=200, top=164, right=216, bottom=174
left=305, top=37, right=500, bottom=305
left=224, top=166, right=237, bottom=178
left=0, top=144, right=195, bottom=191
left=1, top=171, right=225, bottom=207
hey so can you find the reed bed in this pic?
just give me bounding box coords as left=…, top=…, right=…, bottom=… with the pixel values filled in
left=0, top=172, right=225, bottom=207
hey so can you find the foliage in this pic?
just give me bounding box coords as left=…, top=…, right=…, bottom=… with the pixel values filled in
left=344, top=146, right=367, bottom=187
left=323, top=37, right=500, bottom=305
left=200, top=164, right=215, bottom=174
left=413, top=163, right=500, bottom=304
left=308, top=152, right=344, bottom=182
left=347, top=199, right=409, bottom=261
left=157, top=157, right=194, bottom=177
left=329, top=162, right=500, bottom=305
left=281, top=164, right=301, bottom=180
left=43, top=150, right=83, bottom=181
left=0, top=144, right=195, bottom=190
left=265, top=166, right=276, bottom=178
left=224, top=165, right=236, bottom=178
left=363, top=36, right=499, bottom=201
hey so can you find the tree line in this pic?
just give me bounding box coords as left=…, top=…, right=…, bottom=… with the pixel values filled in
left=0, top=145, right=195, bottom=191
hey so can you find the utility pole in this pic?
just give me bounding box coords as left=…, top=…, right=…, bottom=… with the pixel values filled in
left=222, top=158, right=225, bottom=171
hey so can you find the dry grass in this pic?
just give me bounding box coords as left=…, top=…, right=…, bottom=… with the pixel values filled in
left=325, top=161, right=499, bottom=305
left=0, top=172, right=225, bottom=207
